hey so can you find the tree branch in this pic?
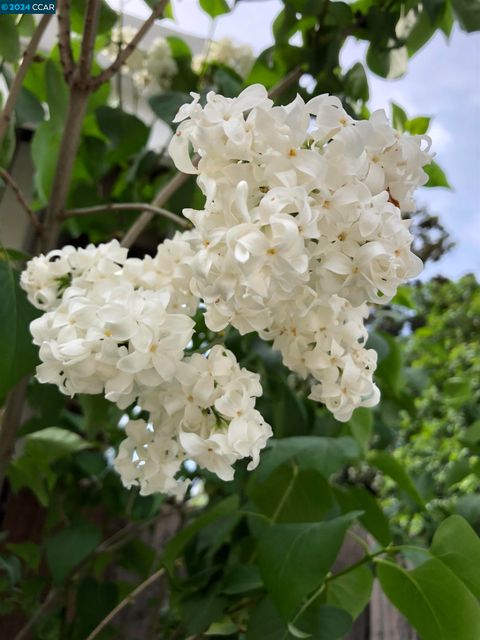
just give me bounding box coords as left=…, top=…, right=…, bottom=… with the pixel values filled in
left=85, top=568, right=165, bottom=640
left=12, top=588, right=60, bottom=640
left=57, top=0, right=76, bottom=85
left=268, top=66, right=303, bottom=99
left=0, top=14, right=52, bottom=146
left=121, top=165, right=197, bottom=248
left=90, top=0, right=169, bottom=90
left=62, top=202, right=190, bottom=228
left=0, top=168, right=43, bottom=234
left=0, top=378, right=29, bottom=490
left=121, top=68, right=304, bottom=248
left=77, top=0, right=101, bottom=88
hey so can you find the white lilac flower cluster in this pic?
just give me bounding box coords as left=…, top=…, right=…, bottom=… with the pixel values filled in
left=23, top=84, right=430, bottom=494
left=102, top=27, right=177, bottom=92
left=21, top=239, right=271, bottom=496
left=114, top=346, right=272, bottom=497
left=192, top=37, right=254, bottom=79
left=168, top=84, right=430, bottom=421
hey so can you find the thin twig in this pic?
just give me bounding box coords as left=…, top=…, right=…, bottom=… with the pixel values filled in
left=268, top=66, right=303, bottom=99
left=121, top=67, right=304, bottom=248
left=121, top=163, right=197, bottom=247
left=0, top=168, right=43, bottom=234
left=90, top=0, right=169, bottom=90
left=85, top=568, right=165, bottom=640
left=0, top=14, right=52, bottom=145
left=62, top=202, right=190, bottom=228
left=13, top=588, right=60, bottom=640
left=57, top=0, right=76, bottom=84
left=77, top=0, right=101, bottom=88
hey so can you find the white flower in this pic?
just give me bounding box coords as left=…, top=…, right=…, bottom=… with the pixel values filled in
left=192, top=37, right=254, bottom=79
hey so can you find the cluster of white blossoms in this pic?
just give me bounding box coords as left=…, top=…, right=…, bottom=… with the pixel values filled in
left=192, top=37, right=254, bottom=79
left=23, top=84, right=431, bottom=495
left=101, top=27, right=177, bottom=92
left=114, top=346, right=272, bottom=496
left=22, top=240, right=271, bottom=495
left=168, top=84, right=431, bottom=421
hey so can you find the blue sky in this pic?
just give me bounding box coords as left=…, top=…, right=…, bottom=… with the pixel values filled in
left=116, top=0, right=480, bottom=279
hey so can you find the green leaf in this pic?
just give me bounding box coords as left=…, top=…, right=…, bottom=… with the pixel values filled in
left=17, top=14, right=35, bottom=37
left=213, top=66, right=243, bottom=98
left=31, top=121, right=62, bottom=204
left=335, top=486, right=392, bottom=546
left=96, top=107, right=149, bottom=163
left=199, top=0, right=230, bottom=18
left=181, top=590, right=227, bottom=635
left=45, top=522, right=102, bottom=584
left=15, top=87, right=46, bottom=127
left=148, top=91, right=192, bottom=126
left=375, top=332, right=402, bottom=392
left=366, top=45, right=408, bottom=79
left=343, top=63, right=369, bottom=102
left=327, top=564, right=373, bottom=620
left=391, top=102, right=408, bottom=132
left=28, top=426, right=89, bottom=454
left=0, top=15, right=20, bottom=62
left=250, top=465, right=334, bottom=523
left=431, top=515, right=480, bottom=599
left=452, top=0, right=480, bottom=32
left=405, top=116, right=431, bottom=135
left=247, top=597, right=292, bottom=640
left=163, top=495, right=239, bottom=574
left=368, top=450, right=425, bottom=507
left=348, top=408, right=372, bottom=455
left=377, top=558, right=480, bottom=640
left=45, top=60, right=68, bottom=130
left=9, top=427, right=88, bottom=505
left=254, top=436, right=358, bottom=483
left=6, top=542, right=40, bottom=571
left=222, top=565, right=263, bottom=595
left=424, top=161, right=451, bottom=188
left=257, top=513, right=360, bottom=618
left=73, top=578, right=118, bottom=638
left=298, top=603, right=353, bottom=640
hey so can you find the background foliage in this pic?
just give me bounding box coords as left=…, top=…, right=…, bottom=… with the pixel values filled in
left=0, top=1, right=479, bottom=638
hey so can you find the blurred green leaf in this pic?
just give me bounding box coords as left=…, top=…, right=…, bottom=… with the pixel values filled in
left=250, top=465, right=334, bottom=523
left=163, top=495, right=239, bottom=574
left=368, top=450, right=425, bottom=507
left=46, top=523, right=102, bottom=584
left=222, top=565, right=263, bottom=595
left=15, top=87, right=45, bottom=127
left=377, top=558, right=480, bottom=639
left=254, top=436, right=358, bottom=484
left=327, top=564, right=373, bottom=619
left=344, top=63, right=369, bottom=102
left=199, top=0, right=230, bottom=18
left=431, top=515, right=480, bottom=599
left=391, top=102, right=408, bottom=132
left=424, top=161, right=451, bottom=188
left=148, top=90, right=192, bottom=126
left=257, top=513, right=360, bottom=618
left=298, top=603, right=353, bottom=639
left=452, top=0, right=480, bottom=32
left=0, top=15, right=20, bottom=62
left=96, top=107, right=149, bottom=162
left=366, top=45, right=408, bottom=79
left=45, top=60, right=68, bottom=130
left=405, top=116, right=431, bottom=135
